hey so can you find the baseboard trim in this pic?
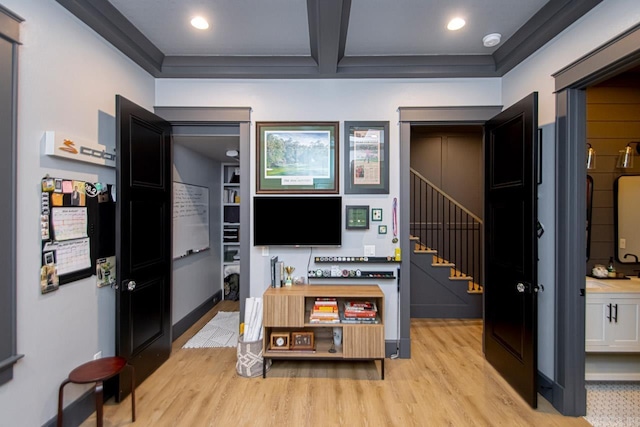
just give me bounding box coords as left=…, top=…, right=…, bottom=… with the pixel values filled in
left=538, top=371, right=555, bottom=403
left=43, top=388, right=95, bottom=427
left=172, top=291, right=222, bottom=341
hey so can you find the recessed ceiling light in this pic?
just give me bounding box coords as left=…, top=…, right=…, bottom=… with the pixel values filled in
left=447, top=17, right=466, bottom=31
left=190, top=16, right=209, bottom=30
left=483, top=33, right=502, bottom=47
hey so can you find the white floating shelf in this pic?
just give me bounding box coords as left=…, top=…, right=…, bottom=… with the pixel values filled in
left=44, top=131, right=116, bottom=168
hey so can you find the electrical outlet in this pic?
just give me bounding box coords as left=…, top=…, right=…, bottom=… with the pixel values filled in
left=93, top=351, right=102, bottom=360
left=364, top=245, right=376, bottom=256
left=262, top=247, right=269, bottom=256
left=620, top=238, right=626, bottom=249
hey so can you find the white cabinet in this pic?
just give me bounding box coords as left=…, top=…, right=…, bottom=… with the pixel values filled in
left=586, top=293, right=640, bottom=352
left=222, top=164, right=240, bottom=299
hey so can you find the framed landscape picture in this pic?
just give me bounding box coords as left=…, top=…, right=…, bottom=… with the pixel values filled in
left=344, top=121, right=389, bottom=194
left=256, top=122, right=339, bottom=193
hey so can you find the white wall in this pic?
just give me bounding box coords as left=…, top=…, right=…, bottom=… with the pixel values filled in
left=0, top=0, right=155, bottom=425
left=173, top=144, right=222, bottom=322
left=2, top=0, right=639, bottom=424
left=501, top=0, right=640, bottom=380
left=156, top=78, right=502, bottom=339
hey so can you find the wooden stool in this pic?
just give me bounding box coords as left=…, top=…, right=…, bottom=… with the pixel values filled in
left=57, top=356, right=135, bottom=427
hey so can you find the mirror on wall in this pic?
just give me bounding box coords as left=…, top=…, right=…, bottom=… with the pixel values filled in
left=614, top=175, right=640, bottom=264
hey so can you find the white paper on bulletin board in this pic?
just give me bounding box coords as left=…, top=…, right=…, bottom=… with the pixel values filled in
left=173, top=182, right=210, bottom=259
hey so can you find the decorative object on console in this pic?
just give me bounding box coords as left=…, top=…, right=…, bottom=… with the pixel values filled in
left=284, top=266, right=295, bottom=286
left=270, top=332, right=290, bottom=350
left=291, top=332, right=315, bottom=350
left=332, top=327, right=342, bottom=346
left=591, top=265, right=608, bottom=278
left=256, top=122, right=339, bottom=194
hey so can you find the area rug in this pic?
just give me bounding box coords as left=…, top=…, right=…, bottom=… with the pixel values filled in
left=182, top=311, right=239, bottom=348
left=584, top=382, right=640, bottom=427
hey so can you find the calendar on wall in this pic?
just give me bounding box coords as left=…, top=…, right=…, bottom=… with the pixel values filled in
left=40, top=176, right=115, bottom=294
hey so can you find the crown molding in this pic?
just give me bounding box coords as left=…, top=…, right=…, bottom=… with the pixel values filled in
left=55, top=0, right=601, bottom=79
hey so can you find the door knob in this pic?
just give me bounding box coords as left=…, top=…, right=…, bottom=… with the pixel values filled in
left=517, top=282, right=526, bottom=293
left=123, top=280, right=137, bottom=291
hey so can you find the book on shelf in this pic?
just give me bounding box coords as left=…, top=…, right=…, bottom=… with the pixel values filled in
left=344, top=301, right=377, bottom=311
left=310, top=313, right=340, bottom=320
left=309, top=318, right=340, bottom=324
left=343, top=310, right=377, bottom=318
left=313, top=305, right=338, bottom=312
left=315, top=297, right=337, bottom=304
left=341, top=319, right=380, bottom=324
left=340, top=312, right=380, bottom=324
left=343, top=300, right=378, bottom=319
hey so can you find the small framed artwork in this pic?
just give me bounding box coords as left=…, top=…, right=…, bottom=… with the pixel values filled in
left=346, top=205, right=369, bottom=229
left=378, top=225, right=387, bottom=234
left=256, top=122, right=339, bottom=193
left=344, top=121, right=389, bottom=194
left=371, top=208, right=382, bottom=221
left=290, top=331, right=315, bottom=350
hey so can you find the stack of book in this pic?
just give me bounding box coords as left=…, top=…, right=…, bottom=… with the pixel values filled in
left=309, top=297, right=340, bottom=323
left=341, top=300, right=379, bottom=324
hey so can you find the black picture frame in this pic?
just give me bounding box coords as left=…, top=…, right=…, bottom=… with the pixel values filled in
left=344, top=121, right=389, bottom=194
left=371, top=208, right=382, bottom=221
left=346, top=205, right=369, bottom=230
left=256, top=122, right=339, bottom=193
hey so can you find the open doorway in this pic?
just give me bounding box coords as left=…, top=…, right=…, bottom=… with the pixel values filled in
left=399, top=97, right=541, bottom=408
left=154, top=106, right=251, bottom=337
left=409, top=125, right=484, bottom=319
left=552, top=24, right=640, bottom=417
left=582, top=65, right=640, bottom=424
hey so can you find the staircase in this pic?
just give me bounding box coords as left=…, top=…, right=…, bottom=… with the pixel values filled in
left=410, top=169, right=483, bottom=318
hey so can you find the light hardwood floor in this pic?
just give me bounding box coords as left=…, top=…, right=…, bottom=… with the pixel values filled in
left=83, top=300, right=590, bottom=427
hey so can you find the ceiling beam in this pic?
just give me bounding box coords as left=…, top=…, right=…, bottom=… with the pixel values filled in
left=337, top=55, right=498, bottom=78
left=307, top=0, right=351, bottom=75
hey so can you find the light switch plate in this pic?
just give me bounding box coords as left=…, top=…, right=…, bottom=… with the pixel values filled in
left=364, top=245, right=375, bottom=256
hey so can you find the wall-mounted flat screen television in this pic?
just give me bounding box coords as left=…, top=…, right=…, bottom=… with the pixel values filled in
left=253, top=196, right=342, bottom=247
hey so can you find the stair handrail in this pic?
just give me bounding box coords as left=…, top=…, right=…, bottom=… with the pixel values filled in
left=410, top=168, right=483, bottom=224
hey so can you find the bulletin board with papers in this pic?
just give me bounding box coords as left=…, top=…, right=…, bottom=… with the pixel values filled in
left=40, top=176, right=115, bottom=293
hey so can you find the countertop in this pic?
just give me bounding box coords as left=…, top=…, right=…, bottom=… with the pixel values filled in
left=586, top=277, right=640, bottom=293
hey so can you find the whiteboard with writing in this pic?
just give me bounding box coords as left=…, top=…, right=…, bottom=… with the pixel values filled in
left=173, top=182, right=210, bottom=259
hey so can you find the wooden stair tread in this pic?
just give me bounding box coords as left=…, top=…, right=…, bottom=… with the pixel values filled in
left=410, top=240, right=483, bottom=294
left=415, top=249, right=437, bottom=254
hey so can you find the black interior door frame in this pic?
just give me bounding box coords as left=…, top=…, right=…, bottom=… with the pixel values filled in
left=484, top=92, right=539, bottom=408
left=115, top=95, right=173, bottom=400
